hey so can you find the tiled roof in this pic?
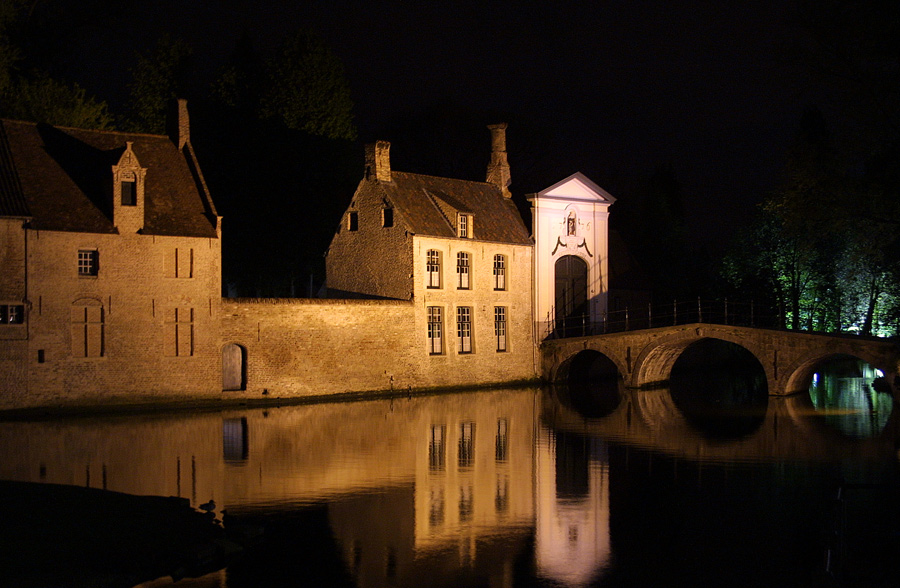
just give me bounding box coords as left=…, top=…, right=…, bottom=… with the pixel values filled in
left=0, top=123, right=30, bottom=217
left=371, top=171, right=531, bottom=245
left=0, top=119, right=218, bottom=238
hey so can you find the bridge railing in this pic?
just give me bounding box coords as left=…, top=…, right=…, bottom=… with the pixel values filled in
left=542, top=298, right=785, bottom=340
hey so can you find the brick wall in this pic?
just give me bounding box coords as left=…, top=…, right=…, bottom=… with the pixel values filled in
left=326, top=180, right=414, bottom=300
left=221, top=294, right=537, bottom=400
left=5, top=228, right=223, bottom=409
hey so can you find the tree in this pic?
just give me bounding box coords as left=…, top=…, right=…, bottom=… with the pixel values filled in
left=0, top=1, right=113, bottom=129
left=123, top=36, right=193, bottom=134
left=259, top=30, right=356, bottom=141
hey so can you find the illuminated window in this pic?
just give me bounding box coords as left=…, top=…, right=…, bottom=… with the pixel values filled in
left=493, top=254, right=506, bottom=290
left=0, top=304, right=25, bottom=325
left=348, top=211, right=358, bottom=231
left=457, top=306, right=472, bottom=353
left=382, top=207, right=393, bottom=227
left=71, top=302, right=104, bottom=357
left=457, top=213, right=473, bottom=238
left=494, top=306, right=507, bottom=352
left=426, top=250, right=441, bottom=289
left=456, top=252, right=470, bottom=289
left=164, top=307, right=194, bottom=357
left=78, top=250, right=98, bottom=276
left=427, top=306, right=443, bottom=355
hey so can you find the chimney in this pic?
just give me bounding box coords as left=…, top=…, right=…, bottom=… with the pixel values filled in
left=167, top=98, right=190, bottom=149
left=486, top=123, right=511, bottom=198
left=364, top=140, right=392, bottom=182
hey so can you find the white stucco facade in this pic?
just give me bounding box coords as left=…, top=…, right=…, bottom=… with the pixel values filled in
left=529, top=173, right=615, bottom=338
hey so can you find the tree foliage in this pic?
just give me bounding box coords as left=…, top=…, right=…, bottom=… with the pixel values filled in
left=210, top=31, right=357, bottom=141
left=0, top=1, right=113, bottom=129
left=123, top=36, right=194, bottom=134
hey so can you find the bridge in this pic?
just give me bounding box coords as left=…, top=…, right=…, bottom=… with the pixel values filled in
left=541, top=323, right=900, bottom=396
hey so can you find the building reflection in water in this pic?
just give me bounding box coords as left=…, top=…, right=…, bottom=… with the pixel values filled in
left=2, top=377, right=895, bottom=586
left=535, top=426, right=611, bottom=587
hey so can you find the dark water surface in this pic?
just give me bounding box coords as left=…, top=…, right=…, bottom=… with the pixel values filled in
left=1, top=363, right=898, bottom=587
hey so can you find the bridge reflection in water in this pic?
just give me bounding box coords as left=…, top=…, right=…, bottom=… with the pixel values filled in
left=0, top=375, right=898, bottom=587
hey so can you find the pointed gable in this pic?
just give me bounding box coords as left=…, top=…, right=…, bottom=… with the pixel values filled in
left=535, top=172, right=616, bottom=204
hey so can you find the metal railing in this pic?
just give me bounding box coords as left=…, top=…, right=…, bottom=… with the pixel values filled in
left=541, top=298, right=786, bottom=340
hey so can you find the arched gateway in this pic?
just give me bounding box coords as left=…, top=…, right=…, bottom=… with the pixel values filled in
left=529, top=173, right=615, bottom=339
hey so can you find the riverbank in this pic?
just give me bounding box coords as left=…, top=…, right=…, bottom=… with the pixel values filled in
left=0, top=378, right=541, bottom=421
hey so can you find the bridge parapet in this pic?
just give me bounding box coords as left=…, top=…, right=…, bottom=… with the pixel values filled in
left=541, top=323, right=900, bottom=396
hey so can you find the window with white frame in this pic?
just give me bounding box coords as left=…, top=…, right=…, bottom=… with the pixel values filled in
left=427, top=306, right=443, bottom=355
left=493, top=254, right=506, bottom=290
left=457, top=306, right=472, bottom=353
left=457, top=213, right=472, bottom=238
left=456, top=252, right=470, bottom=289
left=426, top=250, right=441, bottom=289
left=494, top=306, right=507, bottom=352
left=78, top=249, right=98, bottom=276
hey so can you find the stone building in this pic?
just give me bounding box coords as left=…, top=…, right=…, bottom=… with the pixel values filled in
left=2, top=110, right=618, bottom=408
left=0, top=101, right=222, bottom=408
left=326, top=123, right=536, bottom=388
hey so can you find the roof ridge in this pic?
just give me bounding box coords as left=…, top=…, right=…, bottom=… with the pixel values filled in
left=0, top=118, right=171, bottom=141
left=392, top=169, right=495, bottom=187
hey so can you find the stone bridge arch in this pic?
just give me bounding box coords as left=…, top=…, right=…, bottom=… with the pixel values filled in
left=542, top=324, right=900, bottom=397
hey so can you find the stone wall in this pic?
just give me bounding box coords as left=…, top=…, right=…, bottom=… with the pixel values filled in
left=221, top=296, right=538, bottom=400
left=3, top=228, right=223, bottom=409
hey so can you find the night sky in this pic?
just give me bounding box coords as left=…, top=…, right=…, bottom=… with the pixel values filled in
left=61, top=1, right=832, bottom=252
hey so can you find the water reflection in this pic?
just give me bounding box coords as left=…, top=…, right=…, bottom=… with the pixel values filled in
left=1, top=381, right=898, bottom=587
left=669, top=338, right=769, bottom=439
left=809, top=355, right=894, bottom=438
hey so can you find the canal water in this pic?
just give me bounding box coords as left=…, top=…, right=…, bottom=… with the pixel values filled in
left=0, top=358, right=898, bottom=587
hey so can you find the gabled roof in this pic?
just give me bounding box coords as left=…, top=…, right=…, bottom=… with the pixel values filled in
left=529, top=172, right=616, bottom=205
left=0, top=119, right=218, bottom=238
left=365, top=171, right=531, bottom=245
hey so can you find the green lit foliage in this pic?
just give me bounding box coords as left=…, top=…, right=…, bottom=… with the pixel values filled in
left=722, top=104, right=900, bottom=335
left=123, top=36, right=193, bottom=134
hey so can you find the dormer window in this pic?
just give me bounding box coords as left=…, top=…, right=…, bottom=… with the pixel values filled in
left=111, top=141, right=147, bottom=232
left=121, top=176, right=136, bottom=206
left=457, top=213, right=473, bottom=238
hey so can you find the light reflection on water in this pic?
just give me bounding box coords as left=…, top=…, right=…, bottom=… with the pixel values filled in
left=0, top=379, right=898, bottom=587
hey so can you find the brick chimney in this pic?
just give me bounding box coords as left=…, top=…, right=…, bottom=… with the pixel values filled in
left=364, top=141, right=392, bottom=182
left=167, top=98, right=190, bottom=149
left=486, top=123, right=511, bottom=198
